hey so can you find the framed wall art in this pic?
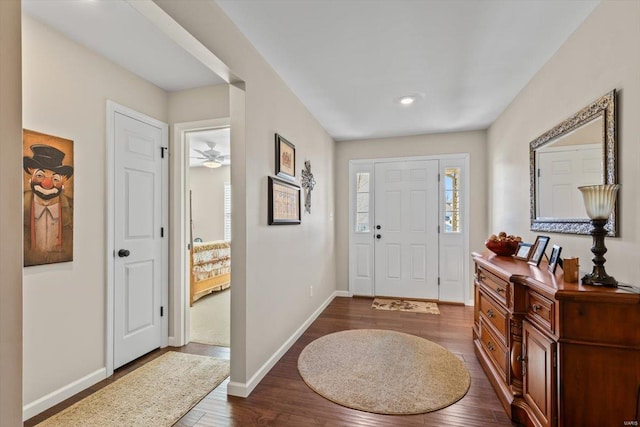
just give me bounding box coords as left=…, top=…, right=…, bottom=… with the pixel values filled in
left=275, top=133, right=295, bottom=181
left=23, top=129, right=75, bottom=267
left=528, top=235, right=550, bottom=267
left=268, top=176, right=301, bottom=225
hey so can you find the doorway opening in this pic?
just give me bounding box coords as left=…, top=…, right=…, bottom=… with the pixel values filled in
left=186, top=125, right=231, bottom=348
left=171, top=117, right=231, bottom=348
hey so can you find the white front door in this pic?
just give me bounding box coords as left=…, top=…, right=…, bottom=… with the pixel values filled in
left=373, top=160, right=439, bottom=299
left=113, top=110, right=167, bottom=369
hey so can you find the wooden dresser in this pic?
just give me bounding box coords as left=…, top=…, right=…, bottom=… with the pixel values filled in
left=473, top=252, right=640, bottom=427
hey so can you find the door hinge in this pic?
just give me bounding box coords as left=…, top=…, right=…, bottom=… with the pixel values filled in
left=160, top=306, right=164, bottom=317
left=437, top=225, right=440, bottom=234
left=438, top=277, right=441, bottom=286
left=537, top=168, right=541, bottom=178
left=438, top=173, right=441, bottom=182
left=161, top=146, right=168, bottom=158
left=161, top=227, right=165, bottom=237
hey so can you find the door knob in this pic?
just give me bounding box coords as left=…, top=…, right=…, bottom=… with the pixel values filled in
left=376, top=234, right=382, bottom=239
left=118, top=249, right=130, bottom=257
left=376, top=225, right=382, bottom=230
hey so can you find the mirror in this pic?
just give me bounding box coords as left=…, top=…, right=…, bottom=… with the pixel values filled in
left=530, top=90, right=617, bottom=236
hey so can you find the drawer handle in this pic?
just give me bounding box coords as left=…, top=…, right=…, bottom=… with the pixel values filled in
left=486, top=309, right=495, bottom=318
left=531, top=304, right=541, bottom=312
left=487, top=341, right=495, bottom=352
left=496, top=287, right=505, bottom=294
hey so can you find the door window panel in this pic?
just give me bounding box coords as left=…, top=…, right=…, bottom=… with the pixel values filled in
left=355, top=172, right=370, bottom=232
left=444, top=167, right=461, bottom=233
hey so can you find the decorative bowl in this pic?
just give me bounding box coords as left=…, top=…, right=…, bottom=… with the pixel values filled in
left=485, top=239, right=519, bottom=256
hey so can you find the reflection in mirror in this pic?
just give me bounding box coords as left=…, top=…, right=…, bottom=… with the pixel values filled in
left=530, top=90, right=617, bottom=236
left=536, top=115, right=603, bottom=218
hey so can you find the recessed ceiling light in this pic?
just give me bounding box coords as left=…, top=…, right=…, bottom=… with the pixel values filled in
left=399, top=96, right=416, bottom=105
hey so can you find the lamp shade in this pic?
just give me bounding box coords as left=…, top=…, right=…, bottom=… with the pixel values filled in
left=578, top=184, right=620, bottom=220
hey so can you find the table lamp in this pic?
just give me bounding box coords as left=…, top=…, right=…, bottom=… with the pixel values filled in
left=578, top=184, right=620, bottom=287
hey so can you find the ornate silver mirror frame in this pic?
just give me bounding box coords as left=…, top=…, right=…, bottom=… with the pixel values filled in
left=530, top=90, right=617, bottom=236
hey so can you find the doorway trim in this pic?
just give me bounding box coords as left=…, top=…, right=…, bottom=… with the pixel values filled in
left=106, top=100, right=169, bottom=376
left=347, top=153, right=470, bottom=304
left=170, top=117, right=230, bottom=347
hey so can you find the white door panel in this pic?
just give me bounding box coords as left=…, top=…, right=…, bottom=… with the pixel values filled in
left=114, top=111, right=165, bottom=369
left=439, top=159, right=467, bottom=303
left=374, top=160, right=439, bottom=299
left=349, top=165, right=375, bottom=296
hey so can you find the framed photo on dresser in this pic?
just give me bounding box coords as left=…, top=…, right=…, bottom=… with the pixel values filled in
left=548, top=245, right=562, bottom=273
left=528, top=235, right=550, bottom=267
left=514, top=242, right=533, bottom=261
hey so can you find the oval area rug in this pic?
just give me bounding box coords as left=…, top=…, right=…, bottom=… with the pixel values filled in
left=297, top=329, right=470, bottom=415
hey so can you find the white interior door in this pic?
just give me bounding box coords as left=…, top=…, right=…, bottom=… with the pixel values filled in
left=374, top=160, right=439, bottom=299
left=113, top=111, right=166, bottom=369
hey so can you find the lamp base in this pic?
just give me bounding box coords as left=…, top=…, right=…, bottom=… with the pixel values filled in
left=582, top=218, right=617, bottom=287
left=581, top=271, right=618, bottom=287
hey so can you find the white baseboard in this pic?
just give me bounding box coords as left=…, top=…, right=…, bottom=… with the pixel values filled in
left=227, top=290, right=338, bottom=398
left=334, top=290, right=350, bottom=297
left=23, top=367, right=107, bottom=421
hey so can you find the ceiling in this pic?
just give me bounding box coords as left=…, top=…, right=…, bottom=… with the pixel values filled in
left=22, top=0, right=225, bottom=91
left=22, top=0, right=599, bottom=141
left=216, top=0, right=599, bottom=141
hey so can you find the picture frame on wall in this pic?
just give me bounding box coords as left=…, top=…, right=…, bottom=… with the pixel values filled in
left=514, top=242, right=533, bottom=261
left=268, top=176, right=301, bottom=225
left=275, top=133, right=296, bottom=181
left=528, top=235, right=550, bottom=267
left=23, top=129, right=75, bottom=267
left=548, top=245, right=563, bottom=273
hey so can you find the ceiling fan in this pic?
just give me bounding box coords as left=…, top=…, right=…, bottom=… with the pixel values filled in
left=191, top=141, right=230, bottom=168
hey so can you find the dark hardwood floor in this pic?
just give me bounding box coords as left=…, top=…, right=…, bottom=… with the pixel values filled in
left=25, top=297, right=515, bottom=427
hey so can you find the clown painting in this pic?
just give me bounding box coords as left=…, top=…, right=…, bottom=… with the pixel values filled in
left=23, top=130, right=74, bottom=267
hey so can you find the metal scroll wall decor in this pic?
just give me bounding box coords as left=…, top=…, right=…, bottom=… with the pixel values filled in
left=301, top=160, right=316, bottom=214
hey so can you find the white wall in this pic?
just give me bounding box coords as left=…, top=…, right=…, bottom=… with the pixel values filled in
left=22, top=15, right=168, bottom=408
left=487, top=1, right=640, bottom=284
left=155, top=1, right=336, bottom=393
left=168, top=84, right=229, bottom=124
left=335, top=131, right=488, bottom=294
left=189, top=165, right=230, bottom=242
left=0, top=0, right=24, bottom=423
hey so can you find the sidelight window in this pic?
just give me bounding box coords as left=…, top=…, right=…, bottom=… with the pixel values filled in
left=355, top=172, right=370, bottom=233
left=444, top=167, right=461, bottom=233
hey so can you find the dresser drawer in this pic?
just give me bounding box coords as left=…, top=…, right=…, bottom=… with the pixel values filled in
left=479, top=291, right=508, bottom=343
left=477, top=267, right=509, bottom=306
left=526, top=290, right=554, bottom=333
left=480, top=319, right=508, bottom=379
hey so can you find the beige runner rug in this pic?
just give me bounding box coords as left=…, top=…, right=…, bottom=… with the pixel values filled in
left=372, top=298, right=440, bottom=314
left=37, top=351, right=229, bottom=427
